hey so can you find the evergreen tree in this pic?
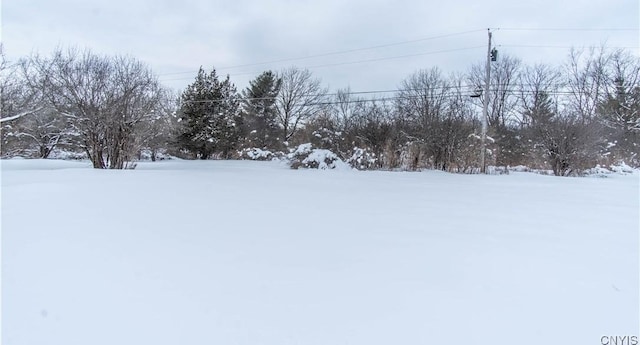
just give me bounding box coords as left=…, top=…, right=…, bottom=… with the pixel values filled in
left=524, top=90, right=556, bottom=125
left=598, top=79, right=640, bottom=164
left=176, top=67, right=240, bottom=159
left=241, top=71, right=281, bottom=150
left=599, top=78, right=640, bottom=133
left=217, top=76, right=242, bottom=158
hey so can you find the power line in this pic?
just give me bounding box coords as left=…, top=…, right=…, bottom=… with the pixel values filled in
left=494, top=27, right=638, bottom=32
left=159, top=43, right=639, bottom=83
left=159, top=46, right=486, bottom=82
left=158, top=26, right=639, bottom=93
left=501, top=44, right=640, bottom=49
left=179, top=91, right=582, bottom=108
left=304, top=46, right=485, bottom=69
left=180, top=84, right=591, bottom=106
left=157, top=28, right=486, bottom=77
left=182, top=83, right=482, bottom=103
left=161, top=27, right=635, bottom=78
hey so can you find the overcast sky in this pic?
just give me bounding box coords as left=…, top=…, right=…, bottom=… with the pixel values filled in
left=2, top=0, right=638, bottom=92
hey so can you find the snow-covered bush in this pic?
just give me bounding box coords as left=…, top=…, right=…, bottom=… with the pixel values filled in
left=485, top=166, right=509, bottom=175
left=48, top=149, right=88, bottom=160
left=609, top=162, right=636, bottom=174
left=238, top=148, right=276, bottom=161
left=583, top=162, right=638, bottom=177
left=347, top=147, right=378, bottom=170
left=138, top=148, right=172, bottom=161
left=287, top=143, right=348, bottom=169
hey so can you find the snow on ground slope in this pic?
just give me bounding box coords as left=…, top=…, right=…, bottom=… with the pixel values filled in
left=1, top=159, right=638, bottom=345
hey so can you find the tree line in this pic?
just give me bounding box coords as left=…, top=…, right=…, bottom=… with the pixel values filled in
left=1, top=45, right=638, bottom=175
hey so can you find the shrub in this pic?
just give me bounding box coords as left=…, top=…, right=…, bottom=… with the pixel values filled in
left=238, top=148, right=276, bottom=161
left=287, top=143, right=348, bottom=169
left=346, top=147, right=379, bottom=170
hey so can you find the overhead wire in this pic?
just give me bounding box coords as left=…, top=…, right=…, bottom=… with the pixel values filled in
left=159, top=45, right=487, bottom=82
left=492, top=27, right=638, bottom=32
left=180, top=83, right=587, bottom=107
left=158, top=28, right=486, bottom=78
left=493, top=27, right=639, bottom=51
left=501, top=44, right=639, bottom=49
left=160, top=26, right=638, bottom=77
left=160, top=27, right=636, bottom=80
left=162, top=26, right=638, bottom=99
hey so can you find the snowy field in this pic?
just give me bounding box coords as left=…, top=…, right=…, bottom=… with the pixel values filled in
left=2, top=159, right=639, bottom=345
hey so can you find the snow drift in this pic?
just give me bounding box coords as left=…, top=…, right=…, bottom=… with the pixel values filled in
left=1, top=159, right=638, bottom=345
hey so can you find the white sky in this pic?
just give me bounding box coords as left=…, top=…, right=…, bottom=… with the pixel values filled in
left=2, top=0, right=638, bottom=92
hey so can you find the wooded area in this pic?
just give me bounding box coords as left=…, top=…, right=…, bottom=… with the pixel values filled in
left=1, top=45, right=638, bottom=175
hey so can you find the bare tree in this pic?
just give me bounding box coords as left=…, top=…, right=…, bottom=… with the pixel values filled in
left=564, top=46, right=610, bottom=121
left=1, top=107, right=74, bottom=158
left=0, top=45, right=43, bottom=124
left=533, top=112, right=602, bottom=176
left=396, top=67, right=449, bottom=128
left=350, top=98, right=395, bottom=169
left=25, top=48, right=162, bottom=168
left=519, top=64, right=563, bottom=127
left=445, top=73, right=481, bottom=171
left=521, top=60, right=603, bottom=175
left=469, top=54, right=522, bottom=127
left=299, top=88, right=364, bottom=156
left=331, top=87, right=366, bottom=134
left=104, top=55, right=163, bottom=168
left=395, top=68, right=476, bottom=171
left=139, top=89, right=179, bottom=161
left=275, top=67, right=326, bottom=145
left=1, top=47, right=59, bottom=157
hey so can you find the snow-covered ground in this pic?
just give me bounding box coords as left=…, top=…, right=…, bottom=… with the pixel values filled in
left=2, top=159, right=638, bottom=345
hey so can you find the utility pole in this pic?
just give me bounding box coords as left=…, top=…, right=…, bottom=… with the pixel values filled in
left=480, top=29, right=492, bottom=174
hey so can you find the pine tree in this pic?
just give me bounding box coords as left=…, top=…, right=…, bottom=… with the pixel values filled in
left=599, top=77, right=640, bottom=133
left=524, top=90, right=556, bottom=125
left=241, top=71, right=282, bottom=150
left=216, top=75, right=242, bottom=158
left=176, top=67, right=241, bottom=159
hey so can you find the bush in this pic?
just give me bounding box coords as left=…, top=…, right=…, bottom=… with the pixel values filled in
left=347, top=147, right=379, bottom=170
left=238, top=148, right=276, bottom=161
left=287, top=143, right=349, bottom=169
